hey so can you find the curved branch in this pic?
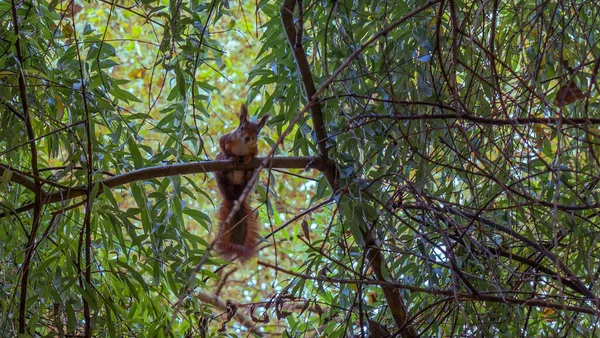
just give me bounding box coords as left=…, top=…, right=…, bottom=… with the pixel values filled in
left=195, top=290, right=265, bottom=337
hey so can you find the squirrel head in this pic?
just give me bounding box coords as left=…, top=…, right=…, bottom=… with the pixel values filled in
left=234, top=104, right=270, bottom=146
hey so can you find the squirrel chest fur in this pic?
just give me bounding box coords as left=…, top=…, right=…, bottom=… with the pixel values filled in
left=214, top=104, right=269, bottom=262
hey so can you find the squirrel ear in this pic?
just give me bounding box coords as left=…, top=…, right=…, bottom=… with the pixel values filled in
left=238, top=104, right=248, bottom=124
left=257, top=114, right=270, bottom=130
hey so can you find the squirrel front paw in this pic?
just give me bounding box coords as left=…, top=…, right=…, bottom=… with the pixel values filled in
left=241, top=155, right=253, bottom=164
left=231, top=156, right=240, bottom=167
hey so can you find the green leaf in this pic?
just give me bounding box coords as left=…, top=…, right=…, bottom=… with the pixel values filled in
left=183, top=207, right=212, bottom=229
left=110, top=87, right=143, bottom=103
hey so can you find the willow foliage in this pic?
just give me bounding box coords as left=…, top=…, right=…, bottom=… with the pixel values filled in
left=1, top=0, right=600, bottom=336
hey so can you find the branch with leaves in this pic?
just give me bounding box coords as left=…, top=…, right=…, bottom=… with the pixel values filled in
left=1, top=157, right=322, bottom=216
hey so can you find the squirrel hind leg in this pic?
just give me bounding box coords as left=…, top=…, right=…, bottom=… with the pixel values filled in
left=216, top=200, right=259, bottom=262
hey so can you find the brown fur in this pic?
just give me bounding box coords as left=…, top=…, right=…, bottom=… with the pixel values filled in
left=214, top=104, right=269, bottom=262
left=216, top=199, right=258, bottom=262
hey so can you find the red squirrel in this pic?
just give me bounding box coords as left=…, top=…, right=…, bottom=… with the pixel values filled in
left=215, top=104, right=269, bottom=262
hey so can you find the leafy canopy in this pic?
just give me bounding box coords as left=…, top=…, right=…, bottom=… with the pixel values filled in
left=1, top=0, right=600, bottom=336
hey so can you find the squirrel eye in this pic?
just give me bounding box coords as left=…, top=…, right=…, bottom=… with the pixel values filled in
left=240, top=125, right=245, bottom=131
left=245, top=136, right=250, bottom=142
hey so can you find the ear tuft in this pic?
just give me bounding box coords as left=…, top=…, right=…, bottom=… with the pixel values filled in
left=257, top=114, right=270, bottom=130
left=238, top=104, right=248, bottom=124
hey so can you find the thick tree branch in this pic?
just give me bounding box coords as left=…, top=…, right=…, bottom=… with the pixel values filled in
left=280, top=0, right=331, bottom=162
left=366, top=234, right=419, bottom=337
left=280, top=0, right=338, bottom=190
left=4, top=156, right=321, bottom=216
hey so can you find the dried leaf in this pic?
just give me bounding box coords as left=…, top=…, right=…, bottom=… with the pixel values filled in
left=554, top=80, right=588, bottom=107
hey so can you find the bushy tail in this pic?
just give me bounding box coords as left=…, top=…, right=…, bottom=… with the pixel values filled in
left=216, top=199, right=258, bottom=262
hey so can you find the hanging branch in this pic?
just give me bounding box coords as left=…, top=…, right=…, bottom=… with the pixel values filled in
left=10, top=0, right=43, bottom=333
left=72, top=9, right=94, bottom=336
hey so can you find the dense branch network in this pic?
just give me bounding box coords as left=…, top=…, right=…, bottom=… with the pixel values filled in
left=4, top=0, right=600, bottom=336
